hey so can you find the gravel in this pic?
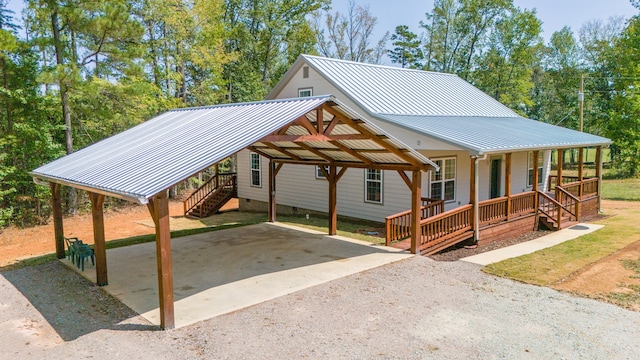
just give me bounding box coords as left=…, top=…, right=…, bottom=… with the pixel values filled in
left=2, top=257, right=640, bottom=359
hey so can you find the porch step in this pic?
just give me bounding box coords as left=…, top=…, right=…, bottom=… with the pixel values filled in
left=420, top=230, right=474, bottom=256
left=538, top=214, right=577, bottom=231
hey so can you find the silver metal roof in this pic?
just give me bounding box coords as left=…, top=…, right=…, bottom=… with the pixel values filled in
left=31, top=96, right=435, bottom=203
left=300, top=55, right=519, bottom=117
left=269, top=55, right=611, bottom=154
left=378, top=114, right=612, bottom=155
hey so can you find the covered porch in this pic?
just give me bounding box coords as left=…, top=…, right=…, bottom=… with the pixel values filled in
left=386, top=146, right=606, bottom=255
left=31, top=96, right=435, bottom=330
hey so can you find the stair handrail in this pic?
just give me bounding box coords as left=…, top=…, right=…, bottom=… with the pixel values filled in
left=556, top=186, right=580, bottom=221
left=196, top=175, right=237, bottom=216
left=538, top=191, right=564, bottom=228
left=184, top=172, right=236, bottom=215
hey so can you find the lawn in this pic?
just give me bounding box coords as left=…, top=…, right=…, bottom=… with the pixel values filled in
left=484, top=178, right=640, bottom=310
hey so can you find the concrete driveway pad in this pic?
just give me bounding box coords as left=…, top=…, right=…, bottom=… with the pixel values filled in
left=66, top=222, right=411, bottom=329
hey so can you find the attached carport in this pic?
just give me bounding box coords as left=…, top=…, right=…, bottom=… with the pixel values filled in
left=31, top=95, right=436, bottom=329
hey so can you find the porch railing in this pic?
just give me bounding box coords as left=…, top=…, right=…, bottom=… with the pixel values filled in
left=548, top=175, right=581, bottom=191
left=184, top=172, right=237, bottom=215
left=478, top=192, right=536, bottom=227
left=385, top=198, right=444, bottom=245
left=419, top=204, right=472, bottom=250
left=538, top=192, right=563, bottom=227
left=555, top=187, right=579, bottom=221
left=559, top=178, right=599, bottom=200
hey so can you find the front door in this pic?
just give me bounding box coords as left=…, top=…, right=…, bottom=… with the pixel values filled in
left=490, top=157, right=502, bottom=199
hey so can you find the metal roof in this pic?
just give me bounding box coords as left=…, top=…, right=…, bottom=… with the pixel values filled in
left=378, top=114, right=612, bottom=155
left=299, top=55, right=518, bottom=117
left=31, top=96, right=435, bottom=204
left=268, top=55, right=612, bottom=154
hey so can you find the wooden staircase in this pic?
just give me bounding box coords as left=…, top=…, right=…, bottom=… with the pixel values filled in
left=184, top=172, right=237, bottom=218
left=537, top=189, right=579, bottom=231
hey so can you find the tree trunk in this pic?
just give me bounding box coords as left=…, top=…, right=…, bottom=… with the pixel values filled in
left=49, top=0, right=77, bottom=213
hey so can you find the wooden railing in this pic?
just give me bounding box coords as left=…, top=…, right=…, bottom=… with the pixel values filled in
left=555, top=187, right=579, bottom=221
left=548, top=175, right=581, bottom=191
left=477, top=192, right=536, bottom=227
left=560, top=178, right=599, bottom=200
left=420, top=204, right=472, bottom=250
left=184, top=172, right=237, bottom=215
left=509, top=191, right=537, bottom=217
left=385, top=198, right=445, bottom=245
left=538, top=192, right=563, bottom=228
left=196, top=175, right=237, bottom=216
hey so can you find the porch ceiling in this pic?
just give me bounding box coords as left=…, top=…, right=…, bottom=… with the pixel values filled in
left=31, top=95, right=436, bottom=204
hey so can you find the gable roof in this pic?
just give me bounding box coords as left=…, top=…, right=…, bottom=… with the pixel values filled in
left=270, top=55, right=611, bottom=155
left=31, top=96, right=435, bottom=204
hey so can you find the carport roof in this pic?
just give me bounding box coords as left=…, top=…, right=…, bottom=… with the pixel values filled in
left=31, top=95, right=436, bottom=204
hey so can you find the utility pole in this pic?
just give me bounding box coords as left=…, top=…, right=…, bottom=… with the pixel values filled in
left=578, top=74, right=584, bottom=132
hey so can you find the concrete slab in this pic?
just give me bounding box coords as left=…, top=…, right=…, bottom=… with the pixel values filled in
left=63, top=222, right=412, bottom=329
left=461, top=223, right=605, bottom=266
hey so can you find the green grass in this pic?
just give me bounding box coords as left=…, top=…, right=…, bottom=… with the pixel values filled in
left=602, top=178, right=640, bottom=201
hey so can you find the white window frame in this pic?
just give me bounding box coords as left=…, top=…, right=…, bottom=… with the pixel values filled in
left=250, top=152, right=261, bottom=187
left=298, top=87, right=313, bottom=97
left=315, top=165, right=328, bottom=179
left=527, top=151, right=544, bottom=187
left=430, top=157, right=456, bottom=202
left=364, top=169, right=383, bottom=204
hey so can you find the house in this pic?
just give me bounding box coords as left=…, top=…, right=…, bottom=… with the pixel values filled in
left=30, top=55, right=610, bottom=330
left=235, top=55, right=611, bottom=253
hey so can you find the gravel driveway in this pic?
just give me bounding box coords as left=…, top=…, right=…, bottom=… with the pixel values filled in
left=2, top=256, right=639, bottom=359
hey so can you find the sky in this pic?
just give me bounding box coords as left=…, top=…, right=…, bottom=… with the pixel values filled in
left=331, top=0, right=638, bottom=63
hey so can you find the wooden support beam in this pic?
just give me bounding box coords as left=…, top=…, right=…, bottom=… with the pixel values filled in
left=329, top=141, right=374, bottom=166
left=410, top=170, right=422, bottom=254
left=274, top=162, right=284, bottom=176
left=268, top=159, right=276, bottom=222
left=297, top=142, right=334, bottom=162
left=557, top=149, right=563, bottom=188
left=578, top=147, right=584, bottom=199
left=328, top=165, right=338, bottom=235
left=317, top=107, right=324, bottom=134
left=322, top=105, right=429, bottom=171
left=336, top=167, right=348, bottom=182
left=596, top=146, right=603, bottom=212
left=263, top=142, right=302, bottom=161
left=147, top=192, right=174, bottom=330
left=248, top=146, right=276, bottom=160
left=89, top=192, right=108, bottom=286
left=50, top=183, right=65, bottom=259
left=294, top=115, right=318, bottom=135
left=397, top=170, right=412, bottom=190
left=505, top=153, right=512, bottom=221
left=258, top=134, right=371, bottom=143
left=533, top=151, right=540, bottom=210
left=322, top=108, right=340, bottom=135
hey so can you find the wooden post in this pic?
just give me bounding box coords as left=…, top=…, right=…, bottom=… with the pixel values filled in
left=410, top=170, right=422, bottom=254
left=328, top=165, right=337, bottom=235
left=533, top=151, right=540, bottom=209
left=147, top=192, right=174, bottom=330
left=89, top=192, right=108, bottom=286
left=214, top=163, right=220, bottom=188
left=596, top=146, right=603, bottom=212
left=505, top=153, right=512, bottom=221
left=557, top=149, right=563, bottom=189
left=578, top=148, right=584, bottom=199
left=268, top=159, right=276, bottom=222
left=50, top=183, right=65, bottom=259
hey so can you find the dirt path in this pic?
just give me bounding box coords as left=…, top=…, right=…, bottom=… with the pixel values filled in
left=552, top=199, right=640, bottom=301
left=0, top=199, right=238, bottom=267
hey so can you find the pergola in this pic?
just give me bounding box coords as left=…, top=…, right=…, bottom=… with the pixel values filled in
left=31, top=96, right=436, bottom=330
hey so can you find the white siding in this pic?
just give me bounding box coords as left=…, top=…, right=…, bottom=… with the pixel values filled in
left=237, top=149, right=269, bottom=202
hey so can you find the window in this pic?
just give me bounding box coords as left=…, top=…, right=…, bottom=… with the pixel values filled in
left=430, top=158, right=456, bottom=201
left=302, top=66, right=309, bottom=78
left=298, top=88, right=312, bottom=97
left=364, top=169, right=383, bottom=204
left=315, top=165, right=329, bottom=179
left=527, top=151, right=543, bottom=187
left=250, top=152, right=261, bottom=187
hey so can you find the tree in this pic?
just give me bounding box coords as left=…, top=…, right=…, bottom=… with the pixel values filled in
left=312, top=0, right=389, bottom=64
left=388, top=25, right=423, bottom=68
left=472, top=7, right=543, bottom=113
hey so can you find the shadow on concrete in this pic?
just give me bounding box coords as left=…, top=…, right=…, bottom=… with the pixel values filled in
left=1, top=261, right=155, bottom=341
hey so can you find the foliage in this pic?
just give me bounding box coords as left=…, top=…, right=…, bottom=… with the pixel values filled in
left=388, top=25, right=423, bottom=68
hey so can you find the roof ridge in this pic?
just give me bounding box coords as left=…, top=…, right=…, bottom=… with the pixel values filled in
left=301, top=54, right=459, bottom=77
left=170, top=95, right=332, bottom=112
